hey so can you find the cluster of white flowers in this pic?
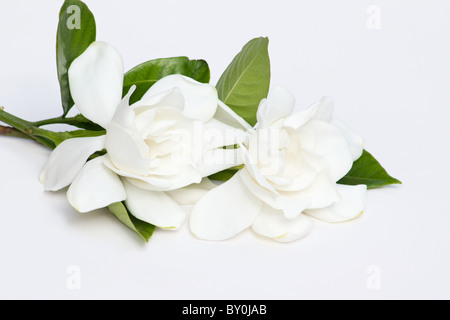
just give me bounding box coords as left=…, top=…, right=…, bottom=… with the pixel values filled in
left=40, top=42, right=366, bottom=242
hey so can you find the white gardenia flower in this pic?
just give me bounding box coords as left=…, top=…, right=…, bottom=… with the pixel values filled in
left=40, top=41, right=245, bottom=229
left=190, top=85, right=367, bottom=242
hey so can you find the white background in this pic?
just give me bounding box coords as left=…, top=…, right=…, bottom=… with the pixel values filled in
left=0, top=0, right=449, bottom=300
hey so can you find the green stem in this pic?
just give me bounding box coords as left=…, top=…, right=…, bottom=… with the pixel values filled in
left=0, top=107, right=57, bottom=149
left=0, top=107, right=33, bottom=131
left=32, top=115, right=86, bottom=127
left=0, top=125, right=33, bottom=140
left=0, top=107, right=106, bottom=150
left=33, top=116, right=72, bottom=127
left=32, top=114, right=104, bottom=131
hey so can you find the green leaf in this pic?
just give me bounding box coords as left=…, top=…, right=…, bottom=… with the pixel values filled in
left=108, top=202, right=156, bottom=242
left=216, top=37, right=271, bottom=126
left=57, top=0, right=96, bottom=116
left=338, top=150, right=402, bottom=189
left=123, top=57, right=210, bottom=104
left=209, top=169, right=238, bottom=182
left=208, top=164, right=243, bottom=182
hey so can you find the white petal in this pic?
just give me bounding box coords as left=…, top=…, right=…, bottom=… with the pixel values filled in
left=204, top=118, right=247, bottom=149
left=125, top=169, right=202, bottom=191
left=240, top=142, right=278, bottom=193
left=239, top=143, right=338, bottom=220
left=215, top=100, right=253, bottom=131
left=135, top=105, right=188, bottom=145
left=40, top=136, right=106, bottom=191
left=256, top=85, right=296, bottom=128
left=239, top=168, right=280, bottom=209
left=132, top=87, right=185, bottom=113
left=297, top=120, right=353, bottom=181
left=67, top=156, right=126, bottom=213
left=166, top=178, right=217, bottom=205
left=104, top=157, right=203, bottom=192
left=110, top=86, right=137, bottom=133
left=141, top=74, right=218, bottom=122
left=190, top=173, right=263, bottom=240
left=106, top=86, right=154, bottom=176
left=252, top=205, right=313, bottom=242
left=68, top=42, right=124, bottom=128
left=331, top=118, right=364, bottom=161
left=123, top=179, right=186, bottom=229
left=305, top=184, right=367, bottom=222
left=252, top=167, right=338, bottom=220
left=267, top=149, right=321, bottom=192
left=105, top=123, right=150, bottom=176
left=195, top=148, right=244, bottom=177
left=284, top=96, right=334, bottom=130
left=279, top=168, right=339, bottom=212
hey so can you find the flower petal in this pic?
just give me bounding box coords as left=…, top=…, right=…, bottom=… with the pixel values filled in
left=297, top=120, right=353, bottom=181
left=106, top=85, right=153, bottom=176
left=331, top=118, right=364, bottom=161
left=67, top=156, right=126, bottom=213
left=278, top=168, right=339, bottom=213
left=190, top=173, right=263, bottom=240
left=68, top=41, right=124, bottom=128
left=284, top=96, right=334, bottom=130
left=252, top=205, right=313, bottom=242
left=141, top=74, right=218, bottom=122
left=256, top=85, right=296, bottom=128
left=267, top=149, right=321, bottom=192
left=239, top=168, right=280, bottom=209
left=215, top=100, right=253, bottom=131
left=110, top=86, right=137, bottom=133
left=305, top=184, right=367, bottom=222
left=40, top=136, right=106, bottom=191
left=195, top=148, right=244, bottom=177
left=240, top=141, right=278, bottom=194
left=104, top=157, right=203, bottom=192
left=204, top=118, right=247, bottom=149
left=242, top=166, right=338, bottom=220
left=105, top=123, right=150, bottom=176
left=123, top=179, right=186, bottom=229
left=132, top=87, right=185, bottom=113
left=166, top=178, right=217, bottom=205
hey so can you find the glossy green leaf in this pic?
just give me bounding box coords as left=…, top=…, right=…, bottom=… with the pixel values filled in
left=123, top=57, right=210, bottom=104
left=208, top=163, right=243, bottom=182
left=216, top=37, right=271, bottom=126
left=208, top=168, right=239, bottom=182
left=57, top=0, right=96, bottom=116
left=108, top=202, right=156, bottom=242
left=338, top=150, right=402, bottom=189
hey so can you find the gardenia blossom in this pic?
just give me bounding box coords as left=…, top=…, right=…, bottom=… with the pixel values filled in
left=190, top=85, right=367, bottom=242
left=40, top=41, right=245, bottom=229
